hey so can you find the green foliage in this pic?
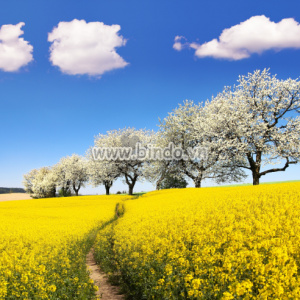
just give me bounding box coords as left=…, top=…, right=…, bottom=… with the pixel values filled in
left=58, top=188, right=71, bottom=197
left=160, top=174, right=188, bottom=189
left=116, top=190, right=127, bottom=195
left=115, top=202, right=125, bottom=218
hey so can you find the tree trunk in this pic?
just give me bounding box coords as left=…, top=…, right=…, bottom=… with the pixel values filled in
left=194, top=177, right=202, bottom=188
left=125, top=174, right=137, bottom=195
left=247, top=152, right=261, bottom=186
left=129, top=185, right=134, bottom=195
left=104, top=181, right=113, bottom=195
left=65, top=181, right=71, bottom=196
left=105, top=184, right=110, bottom=195
left=251, top=163, right=261, bottom=185
left=252, top=172, right=260, bottom=185
left=73, top=183, right=81, bottom=196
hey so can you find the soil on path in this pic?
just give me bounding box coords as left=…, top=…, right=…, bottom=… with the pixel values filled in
left=86, top=249, right=125, bottom=300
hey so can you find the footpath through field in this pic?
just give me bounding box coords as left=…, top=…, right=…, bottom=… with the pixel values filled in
left=86, top=248, right=124, bottom=300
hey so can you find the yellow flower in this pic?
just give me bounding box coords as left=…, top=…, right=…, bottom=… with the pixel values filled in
left=48, top=285, right=56, bottom=292
left=222, top=291, right=234, bottom=300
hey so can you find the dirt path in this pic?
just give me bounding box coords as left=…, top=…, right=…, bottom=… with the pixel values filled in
left=0, top=193, right=32, bottom=202
left=86, top=248, right=125, bottom=300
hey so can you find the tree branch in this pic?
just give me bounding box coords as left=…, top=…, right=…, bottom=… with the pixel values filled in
left=259, top=158, right=296, bottom=177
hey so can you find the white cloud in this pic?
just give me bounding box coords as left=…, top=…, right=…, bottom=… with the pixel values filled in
left=173, top=36, right=187, bottom=51
left=0, top=22, right=33, bottom=72
left=174, top=16, right=300, bottom=60
left=48, top=19, right=128, bottom=76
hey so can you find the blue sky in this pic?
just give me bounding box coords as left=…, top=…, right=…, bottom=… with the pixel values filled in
left=1, top=0, right=300, bottom=194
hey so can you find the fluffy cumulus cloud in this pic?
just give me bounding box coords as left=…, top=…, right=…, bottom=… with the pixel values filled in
left=48, top=19, right=128, bottom=76
left=174, top=16, right=300, bottom=60
left=0, top=22, right=33, bottom=72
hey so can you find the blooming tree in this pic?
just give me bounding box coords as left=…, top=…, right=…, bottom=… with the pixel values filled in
left=87, top=149, right=119, bottom=195
left=53, top=154, right=88, bottom=196
left=204, top=69, right=300, bottom=185
left=23, top=167, right=56, bottom=198
left=23, top=69, right=300, bottom=193
left=159, top=101, right=246, bottom=187
left=93, top=127, right=155, bottom=195
left=52, top=160, right=71, bottom=196
left=23, top=168, right=38, bottom=195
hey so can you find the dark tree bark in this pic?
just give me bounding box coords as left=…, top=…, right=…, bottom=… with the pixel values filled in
left=125, top=174, right=138, bottom=195
left=61, top=180, right=72, bottom=196
left=248, top=156, right=295, bottom=185
left=245, top=151, right=296, bottom=185
left=104, top=181, right=113, bottom=195
left=180, top=160, right=205, bottom=188
left=194, top=178, right=202, bottom=188
left=128, top=184, right=134, bottom=195
left=73, top=182, right=81, bottom=196
left=50, top=186, right=56, bottom=197
left=246, top=152, right=262, bottom=186
left=105, top=185, right=110, bottom=196
left=252, top=173, right=260, bottom=185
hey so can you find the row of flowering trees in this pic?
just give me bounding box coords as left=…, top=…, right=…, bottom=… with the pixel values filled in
left=23, top=155, right=88, bottom=198
left=23, top=69, right=300, bottom=197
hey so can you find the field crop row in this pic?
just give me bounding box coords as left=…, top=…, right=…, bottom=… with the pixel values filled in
left=0, top=195, right=129, bottom=299
left=95, top=183, right=300, bottom=299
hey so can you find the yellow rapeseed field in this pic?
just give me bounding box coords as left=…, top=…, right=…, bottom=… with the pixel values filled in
left=95, top=183, right=300, bottom=299
left=0, top=195, right=129, bottom=299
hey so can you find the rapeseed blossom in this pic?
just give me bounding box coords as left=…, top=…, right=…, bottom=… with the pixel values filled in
left=0, top=195, right=129, bottom=299
left=95, top=183, right=300, bottom=299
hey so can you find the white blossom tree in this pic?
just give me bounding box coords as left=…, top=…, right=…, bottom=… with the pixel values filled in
left=52, top=159, right=72, bottom=196
left=159, top=101, right=246, bottom=187
left=142, top=133, right=184, bottom=190
left=93, top=127, right=155, bottom=195
left=87, top=149, right=119, bottom=195
left=23, top=168, right=38, bottom=195
left=23, top=167, right=56, bottom=198
left=53, top=154, right=88, bottom=196
left=204, top=69, right=300, bottom=185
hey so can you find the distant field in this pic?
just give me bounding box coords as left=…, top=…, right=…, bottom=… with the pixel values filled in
left=0, top=193, right=32, bottom=202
